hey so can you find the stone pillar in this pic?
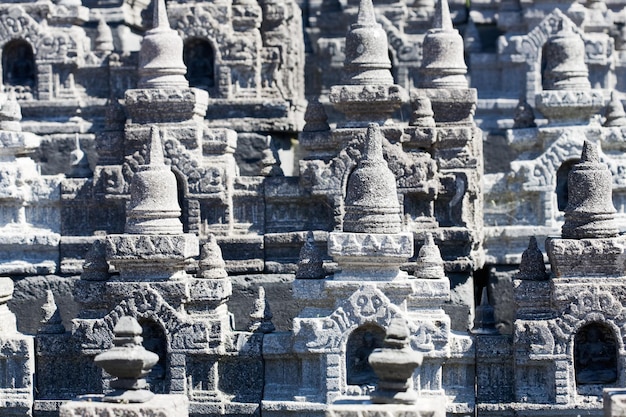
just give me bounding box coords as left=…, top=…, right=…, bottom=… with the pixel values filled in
left=0, top=277, right=34, bottom=417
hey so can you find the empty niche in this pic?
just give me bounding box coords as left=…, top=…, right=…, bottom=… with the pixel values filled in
left=2, top=39, right=36, bottom=92
left=139, top=319, right=169, bottom=393
left=183, top=38, right=215, bottom=90
left=555, top=159, right=578, bottom=211
left=574, top=322, right=618, bottom=385
left=346, top=324, right=385, bottom=387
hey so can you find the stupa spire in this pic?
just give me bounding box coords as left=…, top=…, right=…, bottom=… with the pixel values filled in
left=343, top=124, right=402, bottom=234
left=342, top=0, right=393, bottom=85
left=138, top=0, right=188, bottom=89
left=419, top=0, right=468, bottom=88
left=125, top=126, right=183, bottom=235
left=562, top=141, right=618, bottom=239
left=434, top=0, right=453, bottom=31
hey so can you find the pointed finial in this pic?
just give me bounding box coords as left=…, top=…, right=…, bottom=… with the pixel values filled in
left=147, top=126, right=165, bottom=166
left=434, top=0, right=453, bottom=31
left=356, top=0, right=376, bottom=26
left=81, top=239, right=110, bottom=281
left=414, top=233, right=445, bottom=279
left=153, top=0, right=170, bottom=31
left=513, top=96, right=537, bottom=129
left=604, top=92, right=626, bottom=127
left=303, top=100, right=330, bottom=132
left=472, top=287, right=498, bottom=334
left=364, top=123, right=385, bottom=163
left=580, top=140, right=598, bottom=164
left=296, top=231, right=325, bottom=279
left=516, top=236, right=547, bottom=281
left=197, top=234, right=228, bottom=279
left=249, top=286, right=275, bottom=333
left=39, top=290, right=65, bottom=334
left=479, top=287, right=489, bottom=306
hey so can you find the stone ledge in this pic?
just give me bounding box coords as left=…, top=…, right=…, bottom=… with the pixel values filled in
left=327, top=397, right=445, bottom=417
left=328, top=232, right=413, bottom=259
left=546, top=236, right=626, bottom=278
left=106, top=233, right=199, bottom=260
left=59, top=394, right=188, bottom=417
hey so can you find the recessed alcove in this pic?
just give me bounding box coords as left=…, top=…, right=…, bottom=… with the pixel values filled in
left=574, top=322, right=618, bottom=386
left=345, top=324, right=385, bottom=387
left=2, top=39, right=36, bottom=93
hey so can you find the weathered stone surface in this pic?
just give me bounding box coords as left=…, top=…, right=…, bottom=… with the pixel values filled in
left=94, top=316, right=159, bottom=403
left=547, top=236, right=626, bottom=278
left=369, top=316, right=422, bottom=404
left=327, top=400, right=445, bottom=417
left=0, top=277, right=34, bottom=417
left=562, top=141, right=618, bottom=240
left=59, top=394, right=189, bottom=417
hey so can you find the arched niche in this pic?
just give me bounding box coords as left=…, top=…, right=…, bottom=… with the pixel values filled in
left=574, top=322, right=618, bottom=385
left=555, top=159, right=578, bottom=212
left=139, top=319, right=169, bottom=394
left=345, top=323, right=385, bottom=386
left=2, top=39, right=36, bottom=91
left=183, top=38, right=215, bottom=90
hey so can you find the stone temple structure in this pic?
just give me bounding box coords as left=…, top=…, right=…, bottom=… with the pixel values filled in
left=3, top=0, right=626, bottom=417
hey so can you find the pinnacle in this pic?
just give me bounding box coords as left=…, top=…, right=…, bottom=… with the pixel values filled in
left=147, top=126, right=166, bottom=166
left=356, top=0, right=377, bottom=26
left=434, top=0, right=453, bottom=31
left=153, top=0, right=171, bottom=32
left=363, top=123, right=384, bottom=163
left=580, top=140, right=598, bottom=164
left=479, top=286, right=490, bottom=307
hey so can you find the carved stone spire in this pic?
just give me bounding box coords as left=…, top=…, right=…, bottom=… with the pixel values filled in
left=604, top=92, right=626, bottom=127
left=542, top=19, right=590, bottom=91
left=95, top=17, right=114, bottom=55
left=303, top=100, right=330, bottom=132
left=38, top=290, right=65, bottom=334
left=94, top=316, right=159, bottom=403
left=295, top=231, right=325, bottom=279
left=472, top=287, right=498, bottom=335
left=197, top=235, right=228, bottom=279
left=414, top=233, right=445, bottom=279
left=81, top=239, right=110, bottom=281
left=513, top=96, right=537, bottom=129
left=516, top=236, right=547, bottom=281
left=419, top=0, right=468, bottom=89
left=409, top=94, right=436, bottom=127
left=369, top=316, right=422, bottom=404
left=343, top=123, right=402, bottom=234
left=342, top=0, right=393, bottom=85
left=248, top=286, right=275, bottom=333
left=562, top=141, right=618, bottom=239
left=125, top=126, right=183, bottom=235
left=138, top=0, right=188, bottom=89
